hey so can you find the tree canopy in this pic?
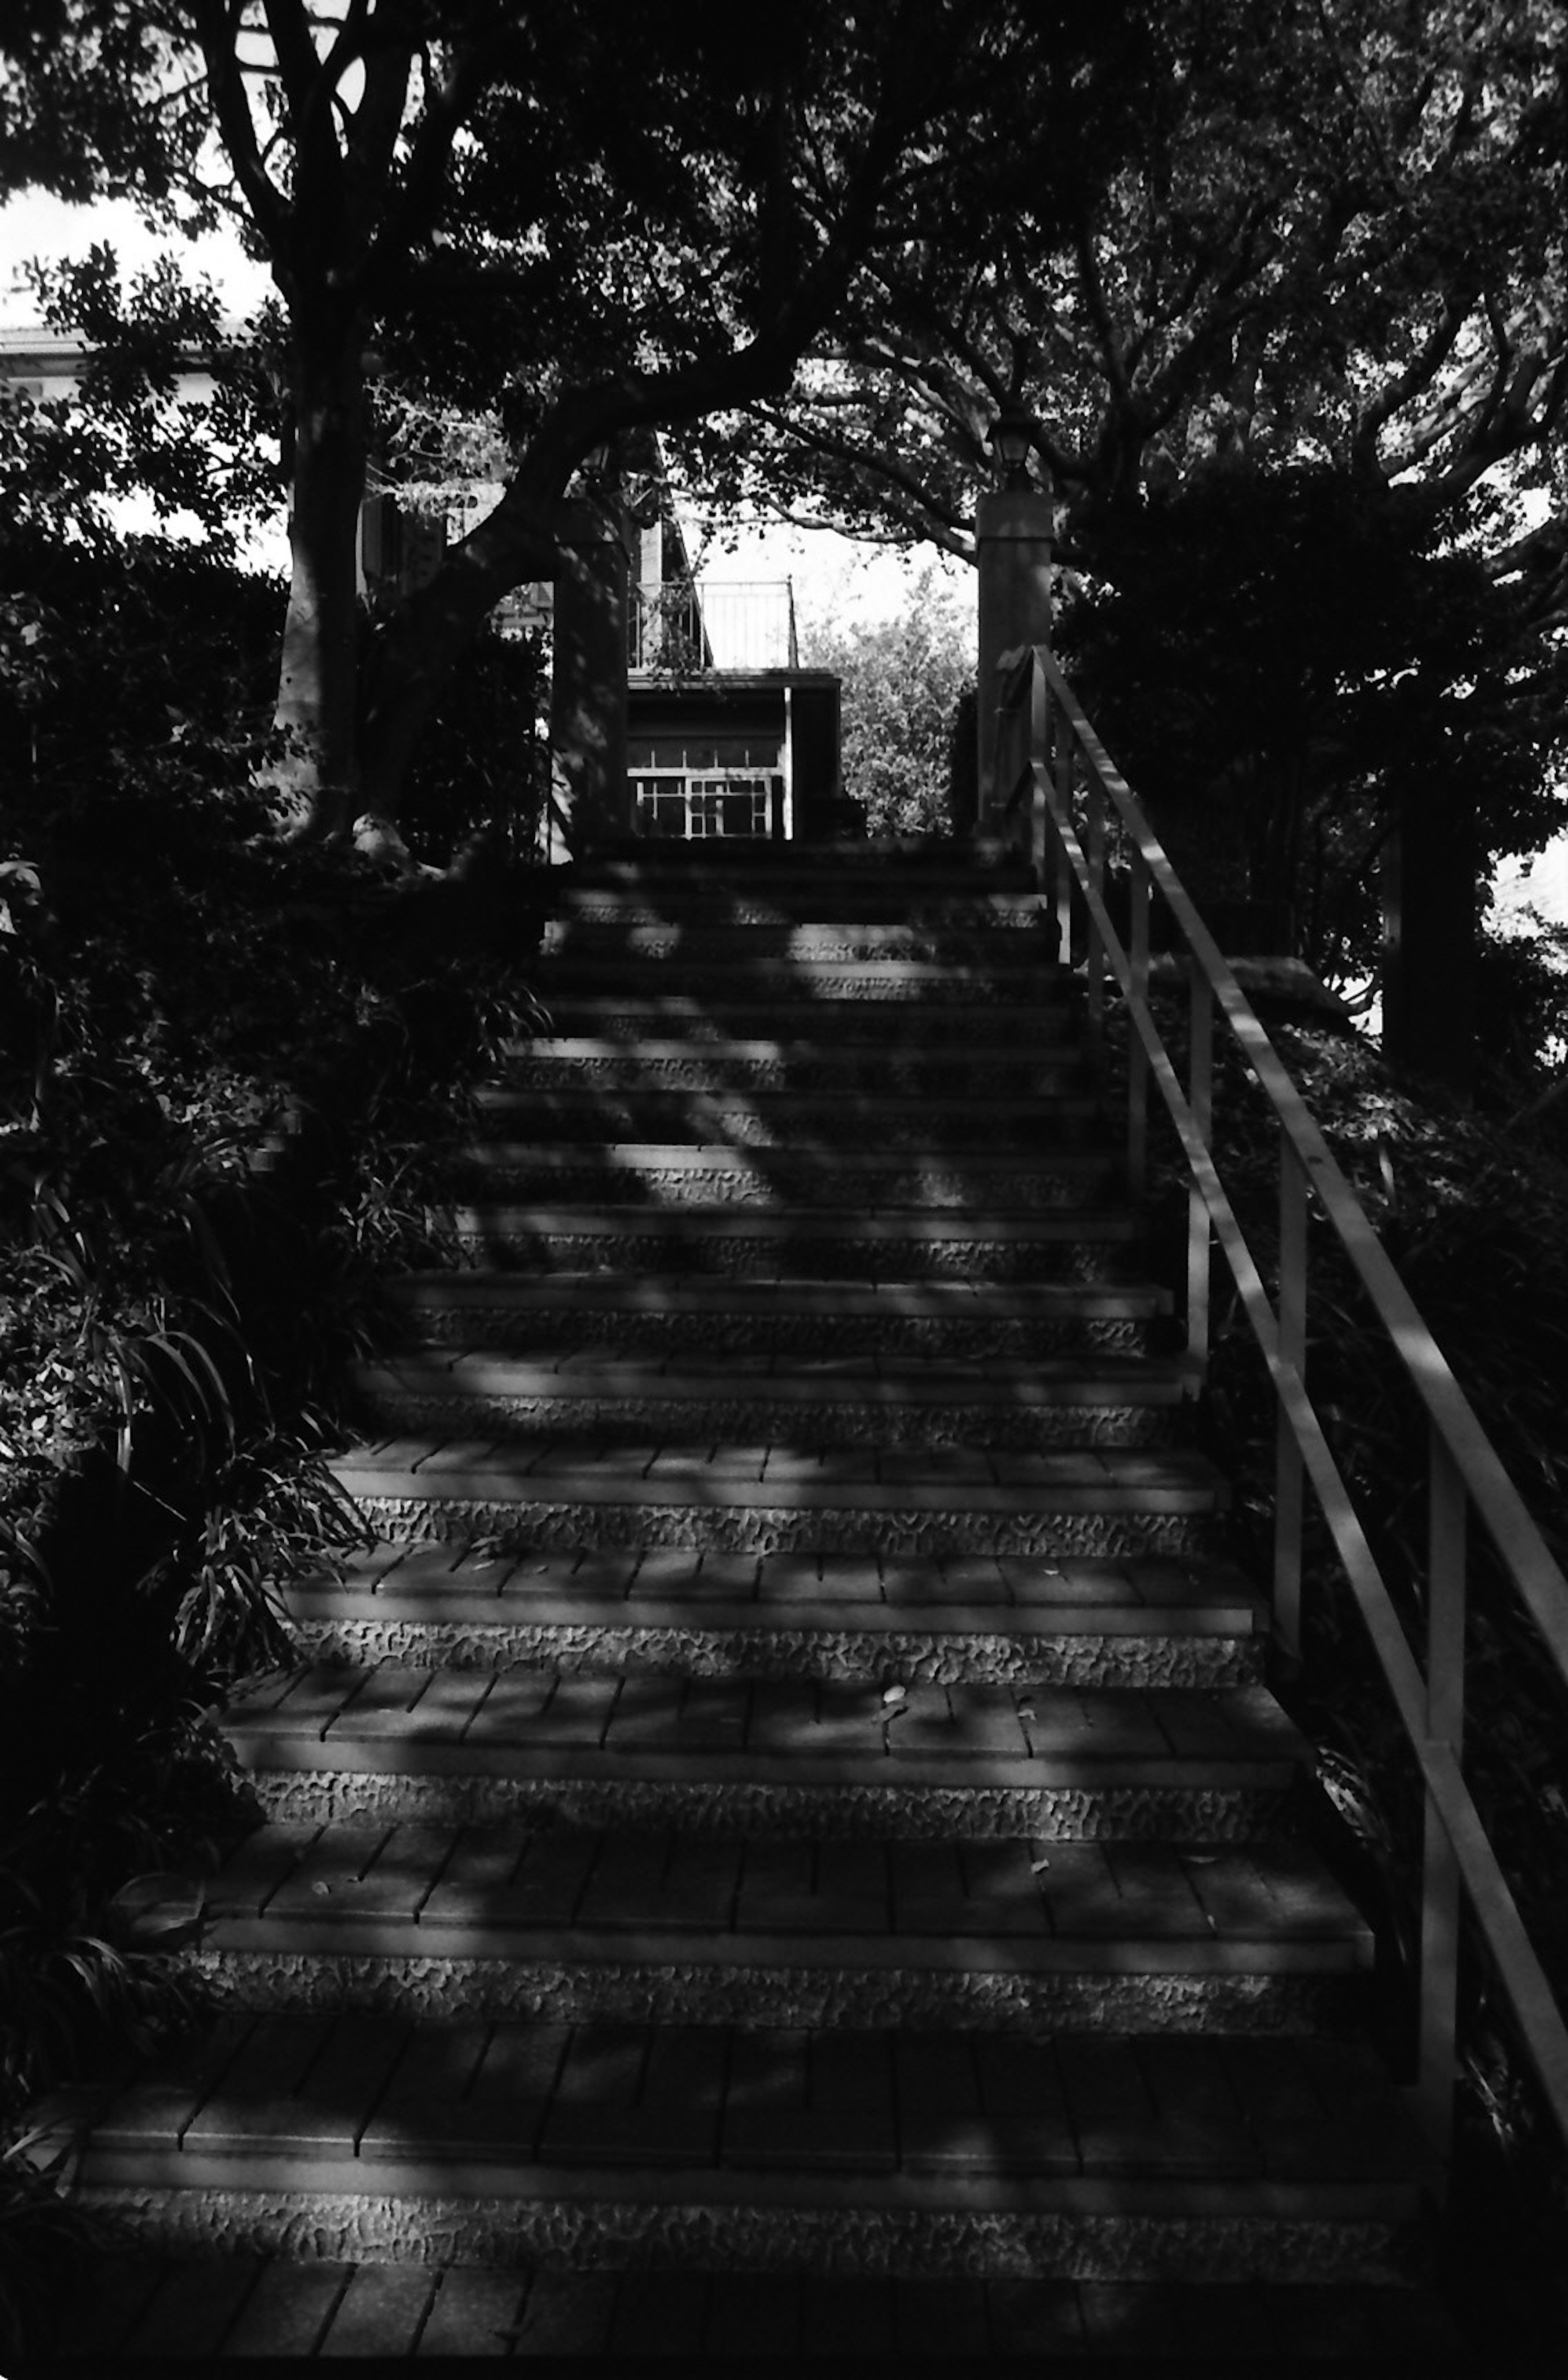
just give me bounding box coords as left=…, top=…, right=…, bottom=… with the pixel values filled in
left=1, top=0, right=1156, bottom=830
left=676, top=0, right=1568, bottom=611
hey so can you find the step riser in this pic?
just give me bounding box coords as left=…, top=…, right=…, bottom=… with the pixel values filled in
left=437, top=1230, right=1142, bottom=1285
left=446, top=1159, right=1121, bottom=1211
left=286, top=1617, right=1258, bottom=1689
left=70, top=2184, right=1420, bottom=2287
left=470, top=1097, right=1104, bottom=1148
left=539, top=926, right=1055, bottom=962
left=497, top=1056, right=1087, bottom=1098
left=176, top=1947, right=1355, bottom=2036
left=546, top=898, right=1044, bottom=928
left=350, top=1391, right=1179, bottom=1454
left=239, top=1770, right=1293, bottom=1841
left=344, top=1495, right=1219, bottom=1563
left=534, top=965, right=1062, bottom=1006
left=536, top=1005, right=1074, bottom=1047
left=392, top=1308, right=1162, bottom=1362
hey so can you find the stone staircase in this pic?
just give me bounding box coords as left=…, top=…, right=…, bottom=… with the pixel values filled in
left=48, top=839, right=1463, bottom=2361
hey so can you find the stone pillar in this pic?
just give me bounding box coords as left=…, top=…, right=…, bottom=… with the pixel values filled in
left=550, top=497, right=633, bottom=848
left=973, top=486, right=1054, bottom=830
left=1381, top=787, right=1478, bottom=1098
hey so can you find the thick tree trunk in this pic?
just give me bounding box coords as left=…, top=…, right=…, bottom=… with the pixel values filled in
left=360, top=500, right=557, bottom=822
left=272, top=320, right=368, bottom=838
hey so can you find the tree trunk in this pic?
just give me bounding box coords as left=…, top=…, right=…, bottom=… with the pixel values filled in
left=359, top=501, right=556, bottom=821
left=272, top=319, right=368, bottom=838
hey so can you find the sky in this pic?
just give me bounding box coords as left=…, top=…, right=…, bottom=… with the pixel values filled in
left=4, top=188, right=1565, bottom=931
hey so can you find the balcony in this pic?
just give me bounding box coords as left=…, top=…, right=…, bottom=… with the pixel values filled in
left=630, top=579, right=798, bottom=675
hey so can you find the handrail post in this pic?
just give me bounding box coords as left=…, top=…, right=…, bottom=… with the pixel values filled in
left=1417, top=1431, right=1467, bottom=2156
left=1186, top=957, right=1213, bottom=1371
left=1084, top=752, right=1106, bottom=1054
left=1126, top=851, right=1150, bottom=1198
left=1275, top=1132, right=1307, bottom=1665
left=1029, top=652, right=1052, bottom=902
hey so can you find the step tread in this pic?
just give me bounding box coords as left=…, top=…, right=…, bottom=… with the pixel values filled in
left=223, top=1668, right=1301, bottom=1778
left=330, top=1440, right=1227, bottom=1511
left=282, top=1542, right=1265, bottom=1637
left=59, top=2253, right=1471, bottom=2364
left=353, top=1351, right=1192, bottom=1406
left=188, top=1821, right=1367, bottom=1957
left=66, top=2017, right=1432, bottom=2192
left=435, top=1203, right=1143, bottom=1241
left=388, top=1272, right=1171, bottom=1314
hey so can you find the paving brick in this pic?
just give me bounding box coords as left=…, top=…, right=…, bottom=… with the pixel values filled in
left=960, top=1840, right=1049, bottom=1934
left=203, top=1819, right=320, bottom=1916
left=217, top=2259, right=352, bottom=2357
left=121, top=2255, right=265, bottom=2359
left=51, top=2247, right=170, bottom=2354
left=358, top=2022, right=493, bottom=2158
left=985, top=2277, right=1089, bottom=2358
left=607, top=2272, right=713, bottom=2357
left=316, top=2262, right=438, bottom=2356
left=704, top=2270, right=803, bottom=2358
left=890, top=2276, right=993, bottom=2360
left=415, top=2267, right=530, bottom=2357
left=576, top=1830, right=671, bottom=1925
left=800, top=2275, right=894, bottom=2358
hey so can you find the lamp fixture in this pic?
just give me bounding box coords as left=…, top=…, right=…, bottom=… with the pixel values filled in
left=987, top=400, right=1039, bottom=490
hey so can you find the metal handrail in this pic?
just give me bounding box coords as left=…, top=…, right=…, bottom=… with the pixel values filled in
left=993, top=641, right=1568, bottom=2154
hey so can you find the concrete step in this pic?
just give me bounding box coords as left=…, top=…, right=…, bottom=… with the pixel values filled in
left=443, top=1140, right=1124, bottom=1213
left=532, top=956, right=1062, bottom=1006
left=559, top=833, right=1029, bottom=880
left=169, top=1821, right=1369, bottom=2033
left=283, top=1545, right=1265, bottom=1690
left=546, top=890, right=1045, bottom=929
left=430, top=1204, right=1145, bottom=1283
left=494, top=1036, right=1090, bottom=1098
left=531, top=995, right=1076, bottom=1046
left=327, top=1440, right=1228, bottom=1563
left=539, top=921, right=1055, bottom=965
left=52, top=2251, right=1471, bottom=2362
left=468, top=1083, right=1105, bottom=1148
left=348, top=1348, right=1192, bottom=1455
left=220, top=1667, right=1290, bottom=1836
left=51, top=2017, right=1436, bottom=2283
left=385, top=1272, right=1174, bottom=1360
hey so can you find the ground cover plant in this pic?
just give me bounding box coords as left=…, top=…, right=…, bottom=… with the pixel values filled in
left=0, top=528, right=544, bottom=2359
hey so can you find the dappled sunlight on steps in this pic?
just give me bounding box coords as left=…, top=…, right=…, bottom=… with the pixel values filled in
left=40, top=836, right=1465, bottom=2358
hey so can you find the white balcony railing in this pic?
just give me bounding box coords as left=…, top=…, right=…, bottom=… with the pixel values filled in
left=630, top=579, right=797, bottom=674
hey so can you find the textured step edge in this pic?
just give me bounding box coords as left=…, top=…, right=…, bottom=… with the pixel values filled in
left=177, top=1943, right=1359, bottom=2036
left=350, top=1391, right=1180, bottom=1457
left=435, top=1237, right=1146, bottom=1290
left=65, top=2178, right=1428, bottom=2286
left=445, top=1159, right=1123, bottom=1214
left=283, top=1614, right=1260, bottom=1690
left=331, top=1489, right=1220, bottom=1564
left=235, top=1772, right=1293, bottom=1841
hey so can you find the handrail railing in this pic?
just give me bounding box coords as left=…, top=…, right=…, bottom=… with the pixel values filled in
left=993, top=642, right=1568, bottom=2157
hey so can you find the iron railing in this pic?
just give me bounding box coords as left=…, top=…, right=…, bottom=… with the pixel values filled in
left=630, top=579, right=798, bottom=674
left=993, top=641, right=1568, bottom=2158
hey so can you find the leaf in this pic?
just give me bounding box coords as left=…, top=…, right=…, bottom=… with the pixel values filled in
left=107, top=1874, right=205, bottom=1941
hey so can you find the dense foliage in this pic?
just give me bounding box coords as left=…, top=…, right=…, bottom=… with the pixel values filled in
left=0, top=510, right=543, bottom=2354
left=1054, top=463, right=1568, bottom=993
left=799, top=567, right=974, bottom=837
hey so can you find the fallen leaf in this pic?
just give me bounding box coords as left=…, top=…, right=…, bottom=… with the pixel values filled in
left=882, top=1684, right=906, bottom=1705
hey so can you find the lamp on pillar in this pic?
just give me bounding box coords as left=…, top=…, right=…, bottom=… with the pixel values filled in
left=986, top=399, right=1041, bottom=491
left=971, top=401, right=1055, bottom=831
